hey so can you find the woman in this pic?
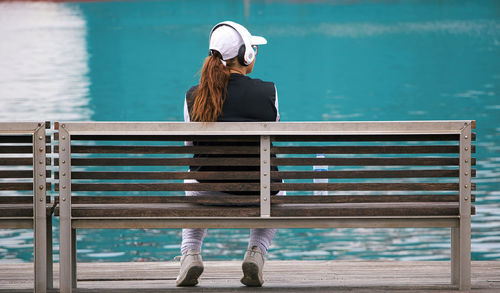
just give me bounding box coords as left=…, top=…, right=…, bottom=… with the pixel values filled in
left=177, top=21, right=281, bottom=287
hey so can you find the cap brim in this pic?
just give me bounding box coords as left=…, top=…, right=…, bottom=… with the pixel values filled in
left=251, top=35, right=267, bottom=45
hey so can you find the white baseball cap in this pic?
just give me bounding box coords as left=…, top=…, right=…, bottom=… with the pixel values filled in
left=209, top=21, right=267, bottom=63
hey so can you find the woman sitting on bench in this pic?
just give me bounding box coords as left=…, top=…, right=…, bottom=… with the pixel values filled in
left=178, top=20, right=281, bottom=287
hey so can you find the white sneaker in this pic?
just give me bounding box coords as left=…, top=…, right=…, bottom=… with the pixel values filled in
left=176, top=250, right=204, bottom=287
left=241, top=246, right=265, bottom=287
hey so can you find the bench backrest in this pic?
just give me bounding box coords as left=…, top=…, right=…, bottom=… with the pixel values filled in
left=0, top=122, right=51, bottom=220
left=55, top=121, right=475, bottom=218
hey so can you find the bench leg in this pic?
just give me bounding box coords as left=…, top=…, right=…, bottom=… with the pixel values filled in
left=72, top=229, right=77, bottom=289
left=60, top=215, right=72, bottom=293
left=46, top=216, right=53, bottom=290
left=451, top=224, right=471, bottom=290
left=34, top=213, right=47, bottom=293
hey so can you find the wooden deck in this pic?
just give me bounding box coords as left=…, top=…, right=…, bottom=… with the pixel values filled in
left=0, top=261, right=499, bottom=292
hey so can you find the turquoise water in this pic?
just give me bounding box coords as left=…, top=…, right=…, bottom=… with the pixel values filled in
left=0, top=0, right=499, bottom=262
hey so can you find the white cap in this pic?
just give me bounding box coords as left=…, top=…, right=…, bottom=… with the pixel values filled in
left=209, top=21, right=267, bottom=63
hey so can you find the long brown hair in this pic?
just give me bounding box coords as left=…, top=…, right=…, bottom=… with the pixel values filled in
left=190, top=51, right=234, bottom=122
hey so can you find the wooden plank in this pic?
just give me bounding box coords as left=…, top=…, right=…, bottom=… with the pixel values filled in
left=0, top=196, right=33, bottom=204
left=272, top=133, right=476, bottom=141
left=271, top=183, right=475, bottom=191
left=56, top=183, right=260, bottom=192
left=0, top=261, right=498, bottom=291
left=272, top=134, right=462, bottom=142
left=0, top=135, right=32, bottom=143
left=70, top=203, right=260, bottom=217
left=71, top=195, right=260, bottom=205
left=59, top=157, right=260, bottom=166
left=271, top=203, right=470, bottom=217
left=0, top=157, right=51, bottom=166
left=0, top=183, right=51, bottom=191
left=54, top=133, right=259, bottom=142
left=57, top=171, right=260, bottom=180
left=0, top=170, right=50, bottom=179
left=272, top=145, right=475, bottom=154
left=272, top=157, right=477, bottom=166
left=0, top=204, right=55, bottom=217
left=56, top=145, right=259, bottom=154
left=271, top=194, right=475, bottom=203
left=272, top=169, right=475, bottom=179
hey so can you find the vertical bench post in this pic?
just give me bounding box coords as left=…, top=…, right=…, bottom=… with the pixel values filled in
left=58, top=124, right=73, bottom=293
left=452, top=122, right=472, bottom=290
left=33, top=124, right=47, bottom=293
left=260, top=135, right=271, bottom=217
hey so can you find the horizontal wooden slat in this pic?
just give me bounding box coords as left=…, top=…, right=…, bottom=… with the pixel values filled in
left=57, top=183, right=260, bottom=191
left=273, top=157, right=476, bottom=166
left=271, top=194, right=475, bottom=203
left=0, top=146, right=50, bottom=154
left=58, top=157, right=259, bottom=166
left=0, top=183, right=51, bottom=191
left=54, top=133, right=259, bottom=142
left=272, top=145, right=475, bottom=154
left=272, top=133, right=475, bottom=141
left=0, top=204, right=55, bottom=217
left=68, top=203, right=259, bottom=217
left=57, top=171, right=260, bottom=180
left=71, top=195, right=260, bottom=205
left=0, top=170, right=51, bottom=179
left=271, top=183, right=475, bottom=191
left=66, top=194, right=475, bottom=205
left=271, top=203, right=475, bottom=217
left=0, top=196, right=52, bottom=204
left=0, top=136, right=32, bottom=143
left=0, top=196, right=33, bottom=204
left=0, top=157, right=51, bottom=166
left=272, top=169, right=476, bottom=179
left=56, top=145, right=259, bottom=154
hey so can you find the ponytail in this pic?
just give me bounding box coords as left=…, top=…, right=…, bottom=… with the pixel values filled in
left=191, top=51, right=231, bottom=122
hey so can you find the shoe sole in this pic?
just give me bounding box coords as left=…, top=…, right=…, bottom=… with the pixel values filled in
left=176, top=265, right=204, bottom=287
left=241, top=262, right=263, bottom=287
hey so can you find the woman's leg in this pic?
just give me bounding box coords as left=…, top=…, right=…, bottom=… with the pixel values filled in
left=248, top=228, right=276, bottom=254
left=181, top=228, right=207, bottom=255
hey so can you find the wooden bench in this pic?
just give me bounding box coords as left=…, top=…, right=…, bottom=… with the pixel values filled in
left=54, top=121, right=476, bottom=292
left=0, top=122, right=54, bottom=293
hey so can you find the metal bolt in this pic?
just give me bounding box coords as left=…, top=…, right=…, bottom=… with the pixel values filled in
left=39, top=185, right=44, bottom=190
left=62, top=124, right=65, bottom=128
left=62, top=160, right=66, bottom=164
left=263, top=148, right=267, bottom=151
left=62, top=136, right=66, bottom=140
left=62, top=186, right=66, bottom=189
left=39, top=173, right=43, bottom=177
left=465, top=197, right=469, bottom=201
left=263, top=161, right=267, bottom=164
left=464, top=184, right=468, bottom=189
left=39, top=147, right=44, bottom=152
left=465, top=147, right=469, bottom=151
left=38, top=123, right=42, bottom=127
left=465, top=159, right=469, bottom=163
left=62, top=148, right=65, bottom=151
left=465, top=172, right=469, bottom=176
left=40, top=198, right=43, bottom=202
left=62, top=198, right=66, bottom=202
left=464, top=122, right=468, bottom=126
left=39, top=136, right=43, bottom=140
left=465, top=135, right=468, bottom=139
left=263, top=186, right=267, bottom=189
left=39, top=160, right=43, bottom=164
left=263, top=173, right=268, bottom=177
left=62, top=173, right=66, bottom=177
left=263, top=197, right=268, bottom=201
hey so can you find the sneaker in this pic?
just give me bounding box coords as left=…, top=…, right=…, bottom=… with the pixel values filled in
left=240, top=246, right=265, bottom=287
left=176, top=250, right=204, bottom=287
